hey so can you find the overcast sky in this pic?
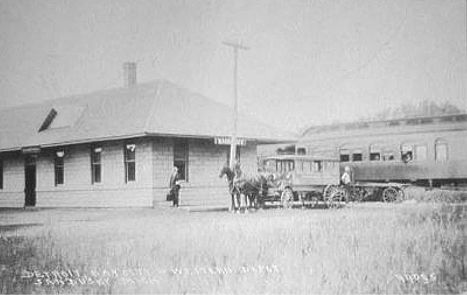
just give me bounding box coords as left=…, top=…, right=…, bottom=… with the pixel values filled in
left=0, top=0, right=466, bottom=132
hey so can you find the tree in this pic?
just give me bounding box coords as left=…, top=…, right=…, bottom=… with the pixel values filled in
left=366, top=100, right=463, bottom=121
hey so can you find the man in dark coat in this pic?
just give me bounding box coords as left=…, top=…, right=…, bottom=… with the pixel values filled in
left=169, top=166, right=181, bottom=207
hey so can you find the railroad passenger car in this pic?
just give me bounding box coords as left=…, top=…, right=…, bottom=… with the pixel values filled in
left=297, top=114, right=467, bottom=188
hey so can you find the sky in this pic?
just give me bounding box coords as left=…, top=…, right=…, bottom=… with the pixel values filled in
left=0, top=0, right=466, bottom=132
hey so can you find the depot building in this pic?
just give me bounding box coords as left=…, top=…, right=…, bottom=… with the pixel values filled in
left=0, top=63, right=292, bottom=208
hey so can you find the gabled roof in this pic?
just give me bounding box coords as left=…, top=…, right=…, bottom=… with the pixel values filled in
left=0, top=80, right=295, bottom=152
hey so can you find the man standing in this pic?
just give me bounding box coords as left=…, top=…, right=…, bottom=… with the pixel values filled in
left=341, top=166, right=352, bottom=202
left=341, top=166, right=352, bottom=185
left=169, top=166, right=181, bottom=207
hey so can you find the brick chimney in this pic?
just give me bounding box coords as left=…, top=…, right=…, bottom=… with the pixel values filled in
left=123, top=62, right=137, bottom=88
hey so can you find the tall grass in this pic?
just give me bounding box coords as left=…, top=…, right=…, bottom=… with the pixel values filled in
left=0, top=203, right=466, bottom=294
left=403, top=186, right=467, bottom=203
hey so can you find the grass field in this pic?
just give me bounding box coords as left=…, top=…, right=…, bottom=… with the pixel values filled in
left=0, top=202, right=466, bottom=294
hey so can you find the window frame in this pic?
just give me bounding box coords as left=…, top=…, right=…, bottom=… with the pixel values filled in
left=124, top=143, right=136, bottom=183
left=435, top=139, right=448, bottom=162
left=54, top=151, right=65, bottom=186
left=369, top=144, right=382, bottom=161
left=401, top=143, right=414, bottom=163
left=339, top=149, right=350, bottom=162
left=91, top=146, right=102, bottom=184
left=414, top=144, right=428, bottom=162
left=351, top=149, right=363, bottom=162
left=382, top=150, right=395, bottom=161
left=0, top=158, right=3, bottom=190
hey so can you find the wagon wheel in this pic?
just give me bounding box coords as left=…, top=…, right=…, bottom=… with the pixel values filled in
left=281, top=188, right=294, bottom=209
left=382, top=187, right=400, bottom=203
left=323, top=184, right=337, bottom=202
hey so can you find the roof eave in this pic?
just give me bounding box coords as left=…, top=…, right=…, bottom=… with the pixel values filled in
left=144, top=132, right=296, bottom=144
left=23, top=133, right=148, bottom=149
left=0, top=132, right=296, bottom=152
left=0, top=147, right=22, bottom=153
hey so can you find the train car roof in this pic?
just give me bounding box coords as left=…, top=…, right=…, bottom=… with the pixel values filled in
left=262, top=155, right=339, bottom=162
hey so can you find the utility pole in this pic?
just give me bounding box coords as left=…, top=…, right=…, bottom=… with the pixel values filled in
left=223, top=41, right=249, bottom=168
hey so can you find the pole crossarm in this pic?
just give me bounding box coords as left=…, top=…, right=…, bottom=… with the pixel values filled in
left=222, top=41, right=250, bottom=51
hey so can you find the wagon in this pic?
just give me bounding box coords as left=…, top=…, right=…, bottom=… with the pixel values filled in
left=259, top=155, right=340, bottom=208
left=259, top=155, right=407, bottom=208
left=322, top=181, right=408, bottom=208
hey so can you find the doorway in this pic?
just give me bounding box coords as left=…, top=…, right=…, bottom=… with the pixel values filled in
left=24, top=156, right=36, bottom=207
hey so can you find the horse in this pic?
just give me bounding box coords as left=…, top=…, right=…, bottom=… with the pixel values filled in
left=219, top=165, right=241, bottom=211
left=219, top=165, right=269, bottom=212
left=233, top=172, right=269, bottom=210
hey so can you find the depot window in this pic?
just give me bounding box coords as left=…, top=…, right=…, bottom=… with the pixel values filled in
left=91, top=146, right=102, bottom=184
left=0, top=159, right=3, bottom=189
left=124, top=144, right=136, bottom=182
left=54, top=150, right=65, bottom=186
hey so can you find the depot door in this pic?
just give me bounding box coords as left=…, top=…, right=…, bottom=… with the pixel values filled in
left=24, top=157, right=36, bottom=207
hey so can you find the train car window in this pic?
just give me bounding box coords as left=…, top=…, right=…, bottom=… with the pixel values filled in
left=370, top=153, right=380, bottom=161
left=383, top=151, right=395, bottom=161
left=401, top=144, right=413, bottom=163
left=435, top=140, right=448, bottom=162
left=339, top=149, right=350, bottom=162
left=297, top=148, right=306, bottom=155
left=352, top=149, right=363, bottom=162
left=414, top=145, right=427, bottom=161
left=352, top=153, right=362, bottom=161
left=369, top=144, right=381, bottom=161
